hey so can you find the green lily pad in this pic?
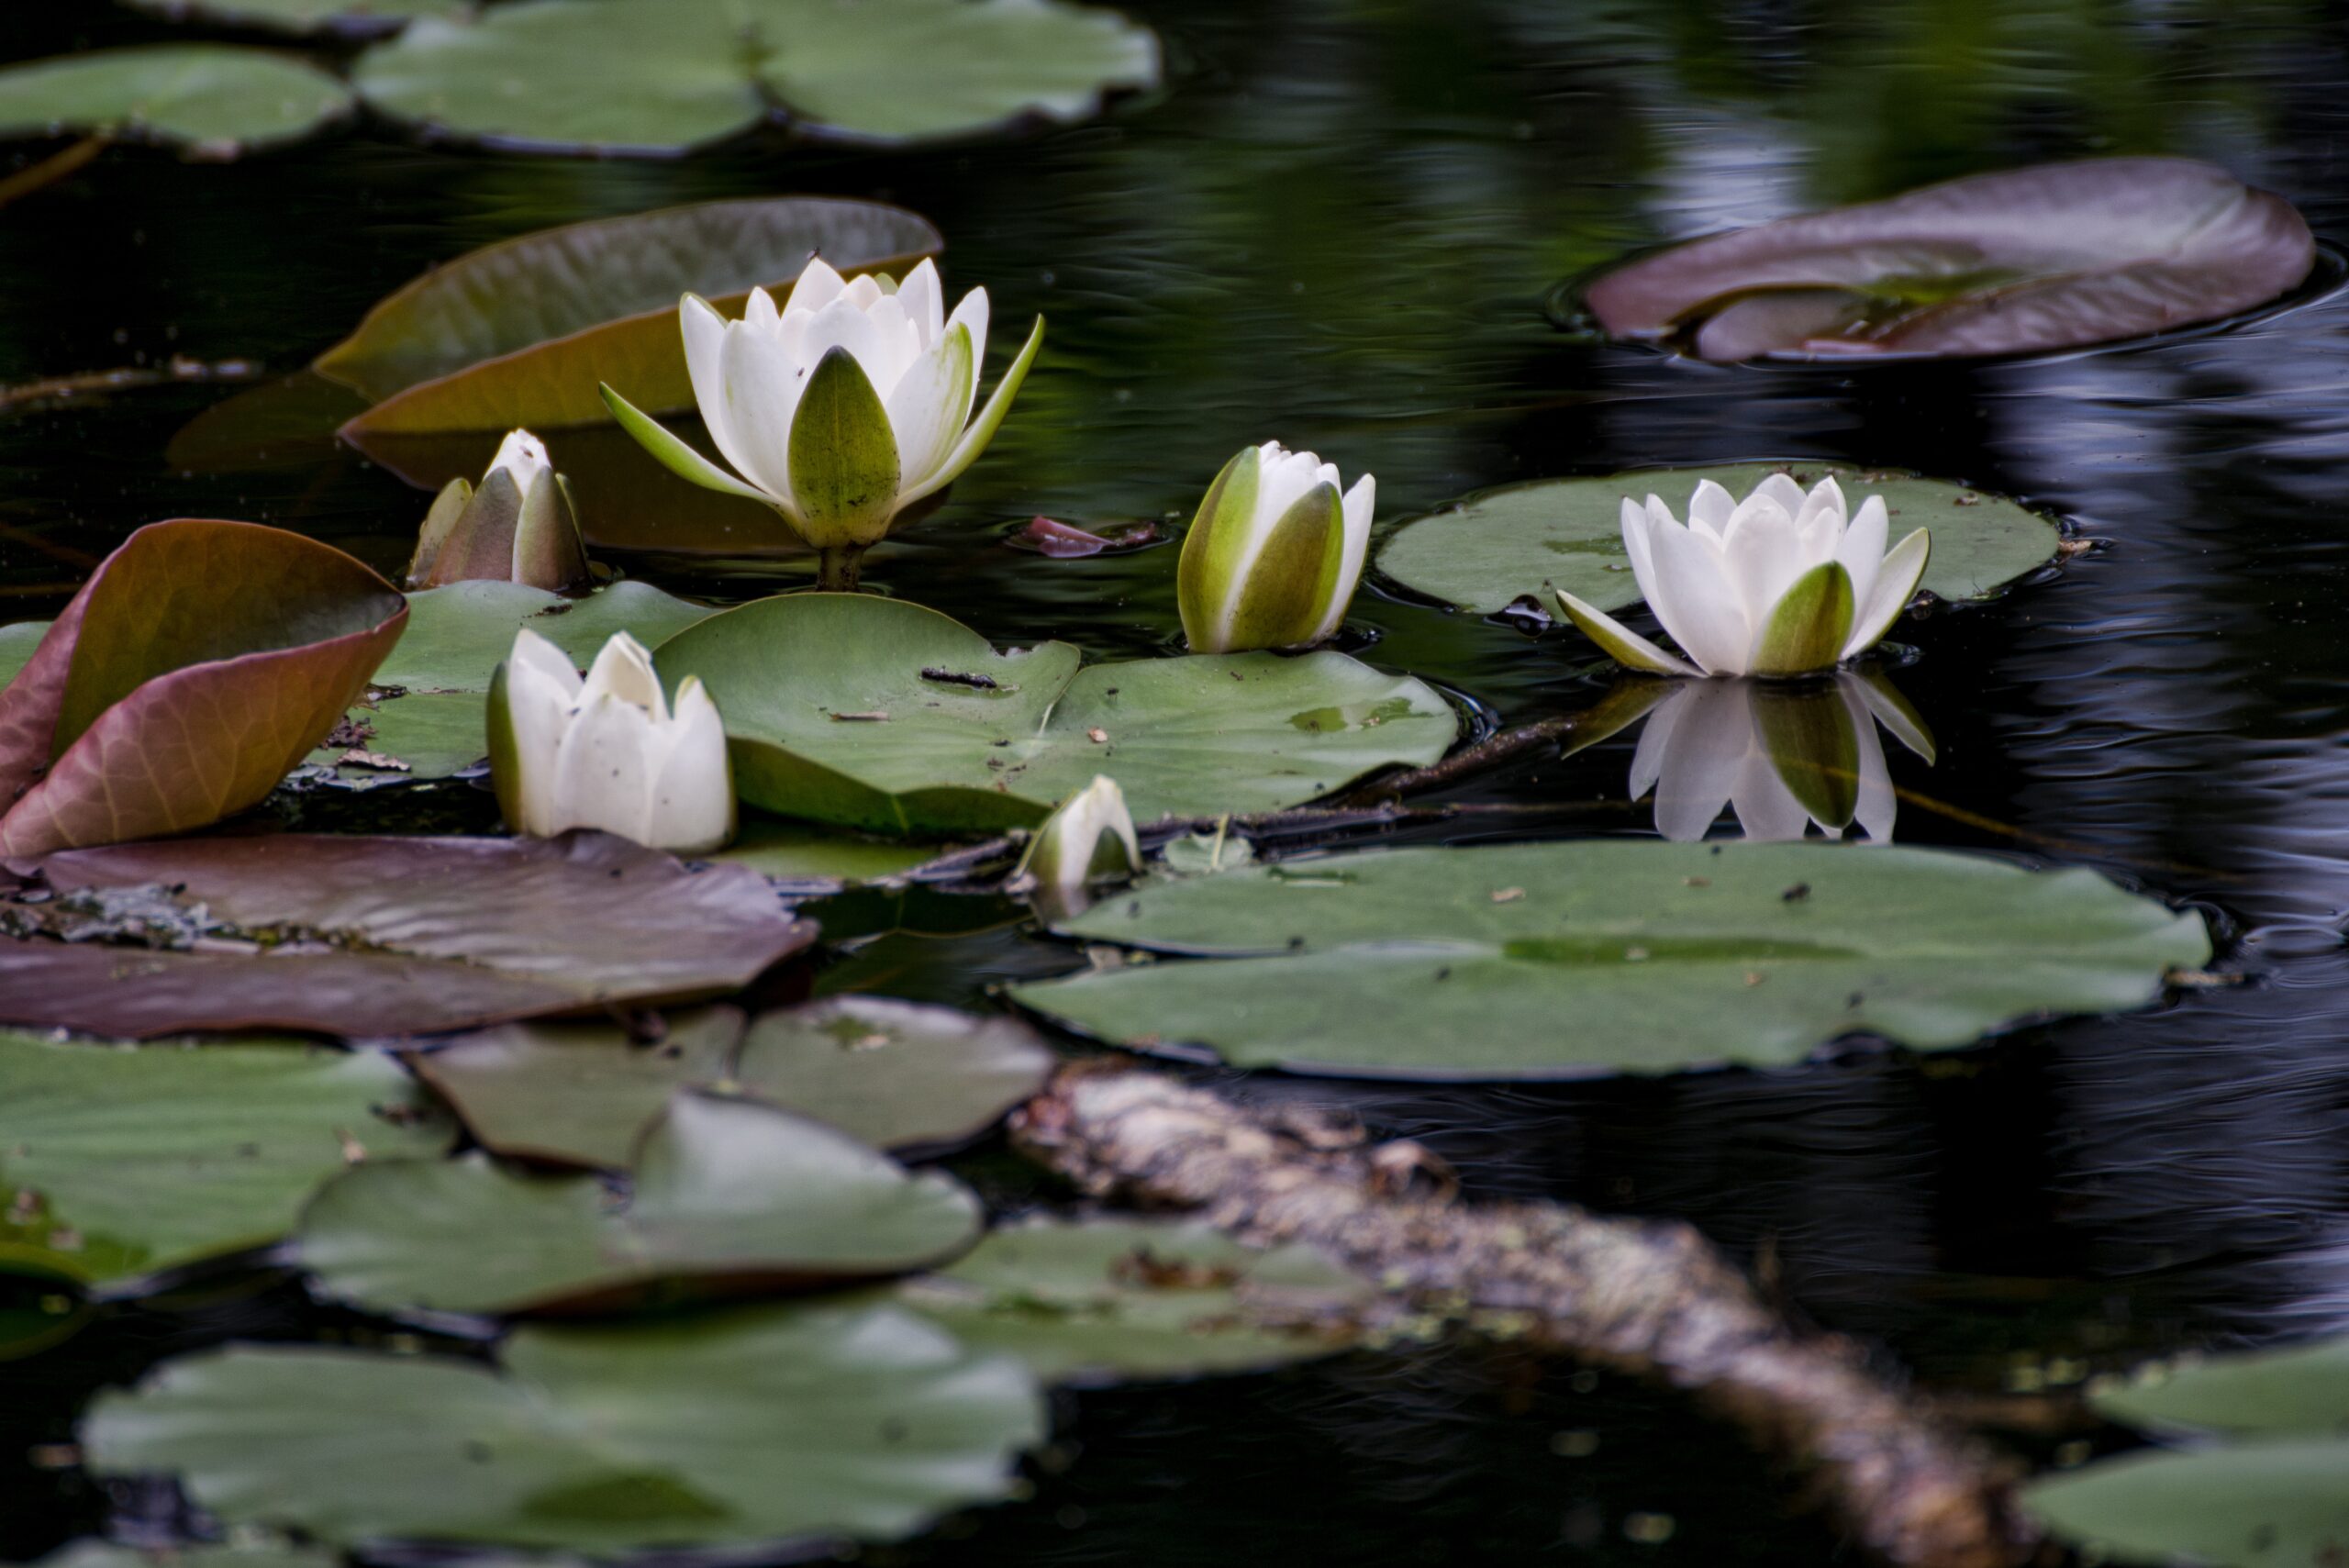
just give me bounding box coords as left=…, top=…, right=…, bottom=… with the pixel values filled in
left=0, top=45, right=352, bottom=155
left=653, top=594, right=1457, bottom=835
left=350, top=0, right=1159, bottom=157
left=323, top=197, right=942, bottom=429
left=0, top=621, right=46, bottom=685
left=2027, top=1334, right=2349, bottom=1568
left=83, top=1303, right=1045, bottom=1551
left=0, top=1030, right=449, bottom=1287
left=306, top=580, right=711, bottom=782
left=1378, top=463, right=2060, bottom=617
left=712, top=818, right=950, bottom=885
left=412, top=998, right=1052, bottom=1169
left=1010, top=841, right=2210, bottom=1079
left=893, top=1218, right=1374, bottom=1385
left=295, top=1092, right=982, bottom=1316
left=122, top=0, right=464, bottom=36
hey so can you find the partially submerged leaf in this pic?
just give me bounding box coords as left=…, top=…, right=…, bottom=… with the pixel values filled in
left=1012, top=841, right=2211, bottom=1078
left=0, top=520, right=406, bottom=854
left=84, top=1304, right=1045, bottom=1551
left=412, top=997, right=1056, bottom=1169
left=297, top=1092, right=982, bottom=1316
left=653, top=594, right=1457, bottom=835
left=0, top=833, right=817, bottom=1038
left=1378, top=464, right=2057, bottom=617
left=1584, top=158, right=2315, bottom=361
left=0, top=1030, right=449, bottom=1287
left=349, top=0, right=1159, bottom=157
left=0, top=45, right=352, bottom=155
left=893, top=1218, right=1375, bottom=1385
left=320, top=197, right=941, bottom=426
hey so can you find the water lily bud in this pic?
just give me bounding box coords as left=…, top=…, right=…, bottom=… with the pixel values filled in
left=406, top=428, right=592, bottom=592
left=601, top=256, right=1045, bottom=592
left=1177, top=441, right=1375, bottom=654
left=1555, top=473, right=1930, bottom=678
left=487, top=628, right=733, bottom=855
left=1011, top=774, right=1142, bottom=919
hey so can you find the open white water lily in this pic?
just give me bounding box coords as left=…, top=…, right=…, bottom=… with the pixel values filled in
left=1010, top=774, right=1142, bottom=919
left=406, top=428, right=590, bottom=592
left=1557, top=474, right=1930, bottom=677
left=1609, top=672, right=1934, bottom=842
left=487, top=628, right=734, bottom=855
left=600, top=256, right=1043, bottom=591
left=1177, top=441, right=1375, bottom=654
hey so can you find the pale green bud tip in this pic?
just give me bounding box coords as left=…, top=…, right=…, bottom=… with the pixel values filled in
left=1015, top=774, right=1142, bottom=920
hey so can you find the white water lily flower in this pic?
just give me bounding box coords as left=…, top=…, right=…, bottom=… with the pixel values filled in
left=600, top=255, right=1043, bottom=591
left=1177, top=441, right=1375, bottom=653
left=488, top=628, right=734, bottom=855
left=406, top=428, right=590, bottom=592
left=1556, top=473, right=1930, bottom=677
left=1622, top=672, right=1934, bottom=842
left=1011, top=774, right=1142, bottom=919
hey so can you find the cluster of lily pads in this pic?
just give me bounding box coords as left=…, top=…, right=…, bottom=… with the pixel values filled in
left=0, top=147, right=2315, bottom=1568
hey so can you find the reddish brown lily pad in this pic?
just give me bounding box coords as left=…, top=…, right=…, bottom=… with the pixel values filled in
left=1584, top=158, right=2315, bottom=361
left=0, top=833, right=818, bottom=1038
left=0, top=521, right=406, bottom=856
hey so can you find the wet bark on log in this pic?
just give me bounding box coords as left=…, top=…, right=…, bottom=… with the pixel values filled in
left=1012, top=1062, right=2032, bottom=1568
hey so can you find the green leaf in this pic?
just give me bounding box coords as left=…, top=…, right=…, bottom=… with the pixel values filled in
left=0, top=1031, right=449, bottom=1288
left=1748, top=561, right=1854, bottom=677
left=599, top=382, right=774, bottom=501
left=411, top=997, right=1056, bottom=1170
left=0, top=45, right=351, bottom=154
left=83, top=1304, right=1045, bottom=1551
left=786, top=348, right=902, bottom=548
left=296, top=1092, right=980, bottom=1317
left=349, top=0, right=1159, bottom=157
left=651, top=594, right=1457, bottom=835
left=0, top=833, right=817, bottom=1039
left=0, top=520, right=406, bottom=855
left=1011, top=841, right=2211, bottom=1078
left=1379, top=463, right=2059, bottom=617
left=325, top=196, right=941, bottom=424
left=890, top=1218, right=1374, bottom=1385
left=708, top=818, right=949, bottom=885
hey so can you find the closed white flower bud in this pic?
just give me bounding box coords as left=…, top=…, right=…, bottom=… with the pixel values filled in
left=1177, top=441, right=1375, bottom=654
left=406, top=428, right=590, bottom=592
left=1012, top=774, right=1142, bottom=919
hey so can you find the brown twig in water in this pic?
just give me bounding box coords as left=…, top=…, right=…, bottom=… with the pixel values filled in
left=0, top=137, right=107, bottom=213
left=1335, top=715, right=1579, bottom=805
left=1013, top=1063, right=2032, bottom=1568
left=0, top=356, right=263, bottom=416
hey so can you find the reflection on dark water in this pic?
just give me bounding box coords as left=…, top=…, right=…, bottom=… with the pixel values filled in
left=7, top=0, right=2349, bottom=1560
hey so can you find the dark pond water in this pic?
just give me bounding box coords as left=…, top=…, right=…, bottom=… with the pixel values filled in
left=7, top=0, right=2349, bottom=1562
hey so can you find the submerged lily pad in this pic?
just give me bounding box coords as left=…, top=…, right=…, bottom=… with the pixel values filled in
left=20, top=1543, right=339, bottom=1568
left=0, top=520, right=406, bottom=854
left=306, top=580, right=711, bottom=782
left=0, top=833, right=816, bottom=1038
left=324, top=197, right=942, bottom=430
left=0, top=1031, right=448, bottom=1287
left=0, top=45, right=352, bottom=155
left=121, top=0, right=462, bottom=35
left=297, top=1092, right=980, bottom=1316
left=2027, top=1335, right=2349, bottom=1568
left=653, top=595, right=1457, bottom=835
left=413, top=997, right=1054, bottom=1169
left=1378, top=464, right=2058, bottom=617
left=1584, top=158, right=2315, bottom=361
left=893, top=1218, right=1374, bottom=1385
left=351, top=0, right=1160, bottom=157
left=1011, top=841, right=2210, bottom=1078
left=84, top=1303, right=1045, bottom=1551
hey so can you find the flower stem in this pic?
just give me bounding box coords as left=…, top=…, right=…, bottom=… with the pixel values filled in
left=816, top=545, right=865, bottom=593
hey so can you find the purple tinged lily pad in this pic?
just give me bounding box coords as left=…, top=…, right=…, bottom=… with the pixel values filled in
left=0, top=520, right=407, bottom=856
left=0, top=833, right=818, bottom=1038
left=1585, top=158, right=2315, bottom=361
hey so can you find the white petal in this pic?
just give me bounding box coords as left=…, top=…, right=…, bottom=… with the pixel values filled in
left=1626, top=681, right=1695, bottom=801
left=718, top=321, right=810, bottom=508
left=742, top=284, right=782, bottom=334
left=897, top=260, right=945, bottom=347
left=647, top=678, right=734, bottom=854
left=852, top=292, right=922, bottom=401
left=500, top=635, right=579, bottom=835
left=1842, top=528, right=1931, bottom=659
left=679, top=295, right=748, bottom=476
left=579, top=631, right=662, bottom=716
left=1720, top=495, right=1806, bottom=625
left=1835, top=494, right=1890, bottom=620
left=796, top=295, right=894, bottom=399
left=550, top=692, right=657, bottom=842
left=885, top=323, right=976, bottom=490
left=508, top=627, right=583, bottom=696
left=841, top=273, right=885, bottom=309
left=1620, top=496, right=1656, bottom=589
left=1642, top=514, right=1750, bottom=674
left=1730, top=744, right=1818, bottom=841
left=1795, top=474, right=1847, bottom=531
left=1685, top=481, right=1734, bottom=539
left=785, top=258, right=845, bottom=315
left=486, top=428, right=551, bottom=494
left=1842, top=679, right=1898, bottom=843
left=1308, top=472, right=1375, bottom=644
left=1251, top=448, right=1326, bottom=534
left=1750, top=472, right=1808, bottom=517
left=943, top=287, right=990, bottom=374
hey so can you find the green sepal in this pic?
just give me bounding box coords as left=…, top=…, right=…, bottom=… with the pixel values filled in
left=1176, top=447, right=1261, bottom=652
left=484, top=658, right=526, bottom=832
left=511, top=470, right=592, bottom=592
left=406, top=477, right=473, bottom=588
left=599, top=382, right=774, bottom=504
left=786, top=346, right=902, bottom=550
left=1223, top=481, right=1344, bottom=652
left=1554, top=591, right=1700, bottom=676
left=1749, top=562, right=1855, bottom=677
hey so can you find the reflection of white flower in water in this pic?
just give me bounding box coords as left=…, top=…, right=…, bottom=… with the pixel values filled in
left=1620, top=672, right=1934, bottom=842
